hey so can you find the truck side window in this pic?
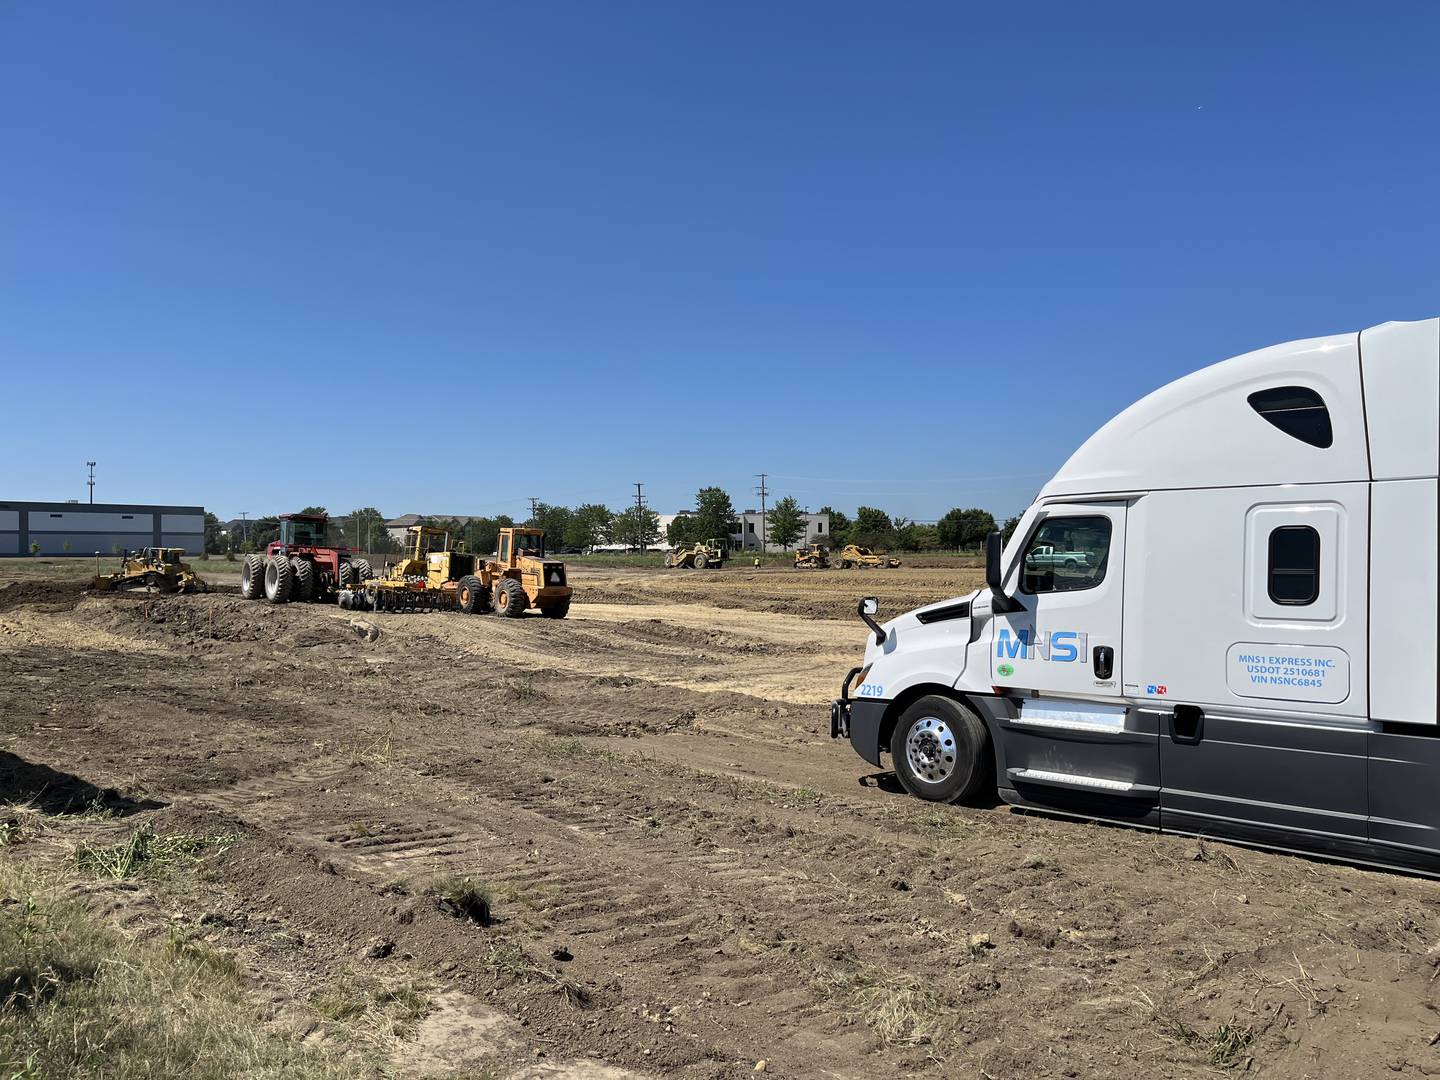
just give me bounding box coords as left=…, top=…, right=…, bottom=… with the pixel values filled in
left=1267, top=525, right=1320, bottom=605
left=1247, top=386, right=1332, bottom=449
left=1019, top=516, right=1112, bottom=594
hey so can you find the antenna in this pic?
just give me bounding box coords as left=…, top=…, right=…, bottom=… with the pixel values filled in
left=86, top=461, right=96, bottom=504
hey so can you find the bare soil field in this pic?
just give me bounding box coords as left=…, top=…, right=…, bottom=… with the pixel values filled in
left=5, top=564, right=1440, bottom=1078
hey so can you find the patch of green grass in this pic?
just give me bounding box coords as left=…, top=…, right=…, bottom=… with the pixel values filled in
left=75, top=824, right=236, bottom=880
left=1209, top=1022, right=1254, bottom=1068
left=429, top=875, right=493, bottom=926
left=0, top=862, right=364, bottom=1079
left=312, top=975, right=431, bottom=1038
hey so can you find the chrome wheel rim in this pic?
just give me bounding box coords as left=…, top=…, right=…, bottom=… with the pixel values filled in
left=905, top=716, right=957, bottom=785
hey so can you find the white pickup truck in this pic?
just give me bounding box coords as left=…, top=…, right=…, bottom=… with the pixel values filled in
left=1022, top=544, right=1092, bottom=571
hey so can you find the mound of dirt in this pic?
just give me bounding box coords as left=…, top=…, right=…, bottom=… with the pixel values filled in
left=0, top=580, right=87, bottom=613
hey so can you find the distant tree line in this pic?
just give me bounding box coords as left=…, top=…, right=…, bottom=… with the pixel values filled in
left=212, top=493, right=1024, bottom=557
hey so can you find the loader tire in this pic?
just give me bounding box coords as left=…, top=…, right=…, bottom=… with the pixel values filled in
left=456, top=575, right=483, bottom=614
left=692, top=553, right=708, bottom=570
left=541, top=600, right=570, bottom=619
left=353, top=559, right=373, bottom=582
left=240, top=554, right=264, bottom=600
left=495, top=577, right=527, bottom=618
left=290, top=557, right=315, bottom=602
left=264, top=555, right=292, bottom=604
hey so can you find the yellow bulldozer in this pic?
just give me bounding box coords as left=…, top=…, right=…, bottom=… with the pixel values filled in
left=341, top=525, right=571, bottom=618
left=793, top=544, right=830, bottom=569
left=664, top=539, right=728, bottom=570
left=835, top=544, right=901, bottom=570
left=90, top=548, right=209, bottom=594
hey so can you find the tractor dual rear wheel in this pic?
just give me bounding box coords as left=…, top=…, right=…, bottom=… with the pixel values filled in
left=240, top=555, right=264, bottom=600
left=290, top=557, right=315, bottom=602
left=264, top=555, right=292, bottom=604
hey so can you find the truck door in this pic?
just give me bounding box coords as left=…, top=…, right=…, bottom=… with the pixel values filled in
left=992, top=501, right=1126, bottom=699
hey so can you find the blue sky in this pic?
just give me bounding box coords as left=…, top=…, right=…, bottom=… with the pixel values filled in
left=2, top=2, right=1437, bottom=523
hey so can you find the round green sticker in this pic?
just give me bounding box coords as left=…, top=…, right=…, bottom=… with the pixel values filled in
left=997, top=663, right=1014, bottom=678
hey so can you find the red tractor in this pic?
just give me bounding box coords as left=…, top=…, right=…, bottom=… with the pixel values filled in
left=238, top=513, right=372, bottom=605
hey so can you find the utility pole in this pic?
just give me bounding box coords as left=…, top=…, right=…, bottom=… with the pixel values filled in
left=239, top=512, right=248, bottom=545
left=86, top=461, right=96, bottom=504
left=633, top=482, right=647, bottom=552
left=755, top=473, right=768, bottom=554
left=529, top=497, right=540, bottom=526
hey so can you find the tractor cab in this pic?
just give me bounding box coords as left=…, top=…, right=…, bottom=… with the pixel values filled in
left=278, top=514, right=331, bottom=548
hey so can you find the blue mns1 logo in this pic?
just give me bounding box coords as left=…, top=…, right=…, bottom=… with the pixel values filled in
left=996, top=628, right=1088, bottom=664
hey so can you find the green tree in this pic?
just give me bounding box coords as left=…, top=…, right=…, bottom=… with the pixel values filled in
left=532, top=503, right=573, bottom=549
left=462, top=516, right=512, bottom=555
left=250, top=516, right=280, bottom=551
left=665, top=513, right=701, bottom=546
left=896, top=522, right=941, bottom=551
left=1001, top=515, right=1022, bottom=543
left=692, top=487, right=737, bottom=545
left=937, top=507, right=998, bottom=551
left=766, top=496, right=805, bottom=550
left=608, top=505, right=661, bottom=550
left=340, top=508, right=395, bottom=554
left=203, top=512, right=223, bottom=555
left=566, top=503, right=612, bottom=552
left=852, top=506, right=896, bottom=550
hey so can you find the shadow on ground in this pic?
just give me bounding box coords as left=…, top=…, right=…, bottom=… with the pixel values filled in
left=0, top=751, right=166, bottom=816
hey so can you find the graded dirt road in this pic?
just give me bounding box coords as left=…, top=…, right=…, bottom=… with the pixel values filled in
left=4, top=565, right=1440, bottom=1078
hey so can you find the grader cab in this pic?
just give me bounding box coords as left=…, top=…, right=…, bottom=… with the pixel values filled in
left=90, top=548, right=208, bottom=594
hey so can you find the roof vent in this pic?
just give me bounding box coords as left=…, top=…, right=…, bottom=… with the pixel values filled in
left=1247, top=386, right=1333, bottom=449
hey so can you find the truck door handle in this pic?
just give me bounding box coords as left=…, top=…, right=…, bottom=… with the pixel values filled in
left=1170, top=705, right=1204, bottom=744
left=1093, top=645, right=1114, bottom=680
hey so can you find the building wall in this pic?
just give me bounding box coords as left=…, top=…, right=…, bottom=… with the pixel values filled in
left=0, top=501, right=206, bottom=557
left=731, top=512, right=831, bottom=552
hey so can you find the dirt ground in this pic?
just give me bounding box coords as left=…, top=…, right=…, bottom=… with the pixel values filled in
left=5, top=563, right=1440, bottom=1079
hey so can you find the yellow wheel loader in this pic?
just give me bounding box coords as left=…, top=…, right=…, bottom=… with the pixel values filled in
left=90, top=548, right=209, bottom=594
left=664, top=539, right=728, bottom=569
left=481, top=527, right=571, bottom=618
left=835, top=544, right=901, bottom=570
left=793, top=544, right=830, bottom=569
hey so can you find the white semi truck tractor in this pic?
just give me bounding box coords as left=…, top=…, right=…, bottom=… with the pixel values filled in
left=831, top=317, right=1440, bottom=874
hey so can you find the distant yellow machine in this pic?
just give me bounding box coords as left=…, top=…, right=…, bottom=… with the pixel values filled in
left=341, top=525, right=571, bottom=618
left=90, top=548, right=209, bottom=594
left=793, top=544, right=830, bottom=569
left=664, top=539, right=728, bottom=570
left=835, top=544, right=901, bottom=570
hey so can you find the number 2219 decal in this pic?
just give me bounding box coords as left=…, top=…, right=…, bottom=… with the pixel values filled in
left=857, top=683, right=884, bottom=698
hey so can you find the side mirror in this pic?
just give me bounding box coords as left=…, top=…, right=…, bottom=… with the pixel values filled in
left=985, top=530, right=1024, bottom=613
left=858, top=596, right=885, bottom=644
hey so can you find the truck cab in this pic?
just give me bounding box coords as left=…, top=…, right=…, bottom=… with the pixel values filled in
left=832, top=317, right=1440, bottom=874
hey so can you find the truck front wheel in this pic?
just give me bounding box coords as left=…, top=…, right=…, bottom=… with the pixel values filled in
left=889, top=696, right=992, bottom=804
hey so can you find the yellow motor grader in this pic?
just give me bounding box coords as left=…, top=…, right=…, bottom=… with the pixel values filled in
left=793, top=544, right=830, bottom=569
left=90, top=548, right=208, bottom=594
left=836, top=544, right=901, bottom=570
left=340, top=525, right=570, bottom=619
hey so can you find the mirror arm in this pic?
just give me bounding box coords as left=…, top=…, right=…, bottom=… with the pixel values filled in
left=858, top=598, right=886, bottom=645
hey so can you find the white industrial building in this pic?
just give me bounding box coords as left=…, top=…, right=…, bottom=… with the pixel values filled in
left=731, top=509, right=830, bottom=552
left=0, top=501, right=206, bottom=557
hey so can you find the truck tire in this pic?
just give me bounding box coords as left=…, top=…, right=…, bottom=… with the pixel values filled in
left=495, top=577, right=527, bottom=618
left=264, top=555, right=292, bottom=604
left=1064, top=558, right=1078, bottom=571
left=240, top=554, right=264, bottom=600
left=457, top=575, right=485, bottom=614
left=540, top=599, right=570, bottom=619
left=353, top=559, right=373, bottom=581
left=290, top=557, right=315, bottom=602
left=692, top=553, right=708, bottom=570
left=889, top=695, right=993, bottom=804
